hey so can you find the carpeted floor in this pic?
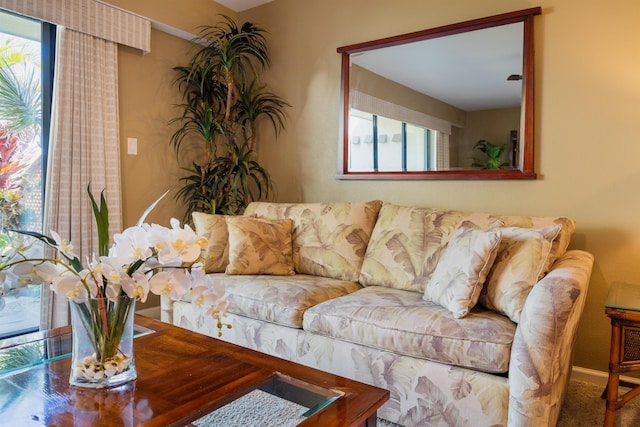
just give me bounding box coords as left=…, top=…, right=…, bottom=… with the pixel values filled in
left=192, top=379, right=640, bottom=426
left=556, top=379, right=640, bottom=427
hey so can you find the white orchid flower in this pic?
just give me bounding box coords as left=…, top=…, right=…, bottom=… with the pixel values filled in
left=189, top=268, right=223, bottom=307
left=34, top=261, right=66, bottom=282
left=191, top=284, right=226, bottom=310
left=146, top=223, right=169, bottom=253
left=50, top=230, right=77, bottom=259
left=196, top=235, right=208, bottom=251
left=10, top=261, right=43, bottom=286
left=1, top=238, right=31, bottom=260
left=105, top=281, right=122, bottom=301
left=146, top=219, right=200, bottom=264
left=160, top=218, right=202, bottom=264
left=121, top=271, right=150, bottom=302
left=0, top=279, right=10, bottom=295
left=52, top=271, right=90, bottom=301
left=111, top=226, right=153, bottom=263
left=206, top=297, right=230, bottom=320
left=149, top=224, right=180, bottom=263
left=188, top=267, right=225, bottom=300
left=148, top=270, right=191, bottom=300
left=101, top=260, right=127, bottom=285
left=187, top=264, right=206, bottom=281
left=206, top=276, right=226, bottom=299
left=188, top=272, right=228, bottom=319
left=189, top=283, right=209, bottom=307
left=1, top=265, right=31, bottom=297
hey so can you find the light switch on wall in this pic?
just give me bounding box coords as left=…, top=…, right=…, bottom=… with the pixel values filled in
left=127, top=137, right=137, bottom=155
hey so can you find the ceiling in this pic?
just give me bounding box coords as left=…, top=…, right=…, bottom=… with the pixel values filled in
left=214, top=0, right=274, bottom=12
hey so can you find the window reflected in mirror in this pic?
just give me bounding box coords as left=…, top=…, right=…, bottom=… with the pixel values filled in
left=349, top=109, right=443, bottom=172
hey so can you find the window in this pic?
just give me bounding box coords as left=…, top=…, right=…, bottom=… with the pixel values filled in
left=0, top=10, right=54, bottom=339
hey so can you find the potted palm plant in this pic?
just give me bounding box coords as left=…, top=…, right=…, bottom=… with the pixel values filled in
left=170, top=15, right=289, bottom=222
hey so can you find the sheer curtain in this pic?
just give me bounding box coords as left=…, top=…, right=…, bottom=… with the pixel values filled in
left=40, top=26, right=123, bottom=329
left=436, top=132, right=450, bottom=171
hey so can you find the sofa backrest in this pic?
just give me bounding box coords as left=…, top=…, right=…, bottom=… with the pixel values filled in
left=244, top=201, right=383, bottom=282
left=359, top=203, right=575, bottom=294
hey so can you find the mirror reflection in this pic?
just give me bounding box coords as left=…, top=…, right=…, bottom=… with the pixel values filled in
left=338, top=8, right=541, bottom=179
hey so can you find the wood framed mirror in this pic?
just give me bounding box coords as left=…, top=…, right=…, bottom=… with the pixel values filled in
left=337, top=7, right=541, bottom=180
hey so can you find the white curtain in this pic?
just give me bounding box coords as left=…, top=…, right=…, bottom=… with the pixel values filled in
left=436, top=132, right=450, bottom=170
left=40, top=27, right=123, bottom=329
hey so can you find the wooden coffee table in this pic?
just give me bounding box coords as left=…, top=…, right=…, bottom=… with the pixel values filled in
left=0, top=315, right=388, bottom=426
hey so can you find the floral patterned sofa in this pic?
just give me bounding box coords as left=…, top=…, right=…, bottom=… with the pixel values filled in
left=164, top=201, right=594, bottom=427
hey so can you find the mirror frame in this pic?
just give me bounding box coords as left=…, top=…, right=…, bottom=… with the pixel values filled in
left=337, top=7, right=541, bottom=180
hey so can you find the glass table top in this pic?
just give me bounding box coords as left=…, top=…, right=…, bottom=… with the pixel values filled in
left=0, top=324, right=154, bottom=377
left=605, top=282, right=640, bottom=312
left=193, top=373, right=344, bottom=426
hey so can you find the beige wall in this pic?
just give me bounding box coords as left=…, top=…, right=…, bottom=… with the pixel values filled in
left=239, top=0, right=640, bottom=374
left=107, top=0, right=640, bottom=372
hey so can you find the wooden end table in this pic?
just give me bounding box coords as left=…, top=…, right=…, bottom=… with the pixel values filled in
left=0, top=315, right=389, bottom=426
left=604, top=282, right=640, bottom=426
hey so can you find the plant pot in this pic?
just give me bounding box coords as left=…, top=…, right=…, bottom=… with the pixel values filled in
left=69, top=295, right=137, bottom=388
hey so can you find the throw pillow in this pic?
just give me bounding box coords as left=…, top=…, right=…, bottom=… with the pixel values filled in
left=192, top=212, right=230, bottom=273
left=245, top=200, right=383, bottom=282
left=423, top=227, right=502, bottom=319
left=225, top=216, right=295, bottom=275
left=478, top=224, right=562, bottom=323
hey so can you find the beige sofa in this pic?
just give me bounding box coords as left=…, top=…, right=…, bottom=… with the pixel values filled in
left=164, top=201, right=593, bottom=427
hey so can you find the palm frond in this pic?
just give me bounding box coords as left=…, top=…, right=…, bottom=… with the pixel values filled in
left=0, top=61, right=41, bottom=134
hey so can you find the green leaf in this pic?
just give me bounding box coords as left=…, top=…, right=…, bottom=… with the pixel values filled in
left=87, top=185, right=110, bottom=257
left=486, top=145, right=502, bottom=159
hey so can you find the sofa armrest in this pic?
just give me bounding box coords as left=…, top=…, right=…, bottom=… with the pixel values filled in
left=507, top=250, right=594, bottom=426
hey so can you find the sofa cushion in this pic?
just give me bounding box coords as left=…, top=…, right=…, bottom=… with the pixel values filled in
left=359, top=202, right=575, bottom=293
left=192, top=212, right=230, bottom=273
left=225, top=216, right=296, bottom=276
left=423, top=227, right=502, bottom=318
left=303, top=286, right=516, bottom=373
left=478, top=225, right=562, bottom=322
left=244, top=200, right=382, bottom=282
left=214, top=273, right=363, bottom=328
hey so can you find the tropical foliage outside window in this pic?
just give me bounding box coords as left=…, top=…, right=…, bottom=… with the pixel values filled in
left=0, top=11, right=44, bottom=339
left=0, top=33, right=42, bottom=232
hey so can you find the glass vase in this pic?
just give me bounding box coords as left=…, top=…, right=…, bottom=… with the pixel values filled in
left=69, top=295, right=137, bottom=388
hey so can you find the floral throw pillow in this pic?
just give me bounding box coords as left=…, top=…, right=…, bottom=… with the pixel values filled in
left=192, top=212, right=229, bottom=273
left=478, top=224, right=562, bottom=322
left=225, top=216, right=295, bottom=276
left=423, top=227, right=502, bottom=319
